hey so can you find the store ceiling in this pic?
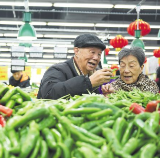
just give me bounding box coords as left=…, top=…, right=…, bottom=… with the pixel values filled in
left=0, top=0, right=160, bottom=66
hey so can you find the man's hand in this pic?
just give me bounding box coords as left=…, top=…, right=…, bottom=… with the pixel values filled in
left=89, top=68, right=112, bottom=88
left=101, top=84, right=115, bottom=97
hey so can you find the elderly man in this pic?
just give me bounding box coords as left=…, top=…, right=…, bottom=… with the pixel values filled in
left=37, top=34, right=112, bottom=100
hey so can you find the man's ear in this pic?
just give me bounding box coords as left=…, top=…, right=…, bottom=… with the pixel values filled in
left=74, top=47, right=79, bottom=57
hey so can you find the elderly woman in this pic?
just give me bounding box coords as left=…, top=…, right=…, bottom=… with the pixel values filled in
left=102, top=47, right=159, bottom=95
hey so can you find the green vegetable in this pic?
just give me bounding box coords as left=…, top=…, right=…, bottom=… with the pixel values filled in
left=19, top=121, right=39, bottom=158
left=0, top=88, right=17, bottom=104
left=16, top=87, right=31, bottom=101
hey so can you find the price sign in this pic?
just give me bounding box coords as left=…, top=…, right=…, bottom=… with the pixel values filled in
left=11, top=59, right=25, bottom=72
left=54, top=47, right=67, bottom=59
left=29, top=47, right=43, bottom=58
left=11, top=46, right=25, bottom=58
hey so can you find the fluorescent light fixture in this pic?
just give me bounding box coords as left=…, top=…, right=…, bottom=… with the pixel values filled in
left=67, top=55, right=74, bottom=59
left=150, top=25, right=160, bottom=29
left=114, top=5, right=136, bottom=9
left=0, top=48, right=10, bottom=51
left=53, top=3, right=113, bottom=8
left=28, top=59, right=62, bottom=63
left=0, top=58, right=11, bottom=62
left=0, top=53, right=11, bottom=57
left=32, top=44, right=40, bottom=47
left=140, top=37, right=159, bottom=40
left=41, top=44, right=55, bottom=47
left=7, top=43, right=19, bottom=46
left=56, top=44, right=74, bottom=48
left=123, top=36, right=135, bottom=40
left=0, top=21, right=24, bottom=25
left=43, top=55, right=53, bottom=58
left=145, top=46, right=159, bottom=49
left=68, top=50, right=74, bottom=53
left=37, top=34, right=43, bottom=38
left=31, top=22, right=47, bottom=26
left=141, top=6, right=160, bottom=10
left=44, top=35, right=77, bottom=38
left=48, top=22, right=94, bottom=27
left=0, top=43, right=6, bottom=46
left=145, top=52, right=154, bottom=55
left=0, top=62, right=10, bottom=65
left=4, top=33, right=17, bottom=37
left=43, top=49, right=54, bottom=52
left=95, top=23, right=129, bottom=28
left=107, top=51, right=119, bottom=55
left=0, top=34, right=3, bottom=37
left=0, top=2, right=52, bottom=7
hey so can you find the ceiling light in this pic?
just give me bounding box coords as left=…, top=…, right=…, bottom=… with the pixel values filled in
left=141, top=6, right=160, bottom=10
left=41, top=44, right=55, bottom=47
left=145, top=46, right=159, bottom=49
left=17, top=12, right=37, bottom=40
left=4, top=33, right=17, bottom=37
left=31, top=22, right=47, bottom=26
left=114, top=5, right=135, bottom=9
left=68, top=50, right=74, bottom=53
left=0, top=48, right=10, bottom=51
left=7, top=43, right=19, bottom=46
left=48, top=22, right=94, bottom=27
left=53, top=3, right=113, bottom=8
left=106, top=57, right=118, bottom=60
left=150, top=25, right=160, bottom=29
left=95, top=23, right=129, bottom=28
left=43, top=55, right=53, bottom=58
left=43, top=49, right=54, bottom=52
left=0, top=53, right=11, bottom=57
left=56, top=44, right=74, bottom=48
left=140, top=37, right=159, bottom=40
left=0, top=21, right=24, bottom=25
left=145, top=52, right=154, bottom=55
left=44, top=35, right=77, bottom=38
left=0, top=2, right=52, bottom=7
left=32, top=44, right=40, bottom=47
left=0, top=43, right=6, bottom=46
left=0, top=58, right=11, bottom=62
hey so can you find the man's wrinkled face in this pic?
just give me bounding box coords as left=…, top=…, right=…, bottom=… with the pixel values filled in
left=13, top=71, right=22, bottom=81
left=74, top=47, right=102, bottom=75
left=120, top=55, right=144, bottom=84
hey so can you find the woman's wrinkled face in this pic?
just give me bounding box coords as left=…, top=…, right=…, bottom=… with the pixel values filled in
left=74, top=47, right=102, bottom=75
left=120, top=55, right=144, bottom=84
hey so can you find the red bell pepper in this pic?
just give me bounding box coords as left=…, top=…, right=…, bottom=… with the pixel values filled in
left=145, top=101, right=159, bottom=112
left=129, top=103, right=145, bottom=114
left=0, top=115, right=6, bottom=127
left=0, top=105, right=13, bottom=117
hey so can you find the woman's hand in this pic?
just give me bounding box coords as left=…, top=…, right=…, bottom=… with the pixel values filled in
left=101, top=84, right=115, bottom=97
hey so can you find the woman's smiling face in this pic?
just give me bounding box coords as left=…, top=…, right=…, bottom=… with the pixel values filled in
left=120, top=55, right=144, bottom=84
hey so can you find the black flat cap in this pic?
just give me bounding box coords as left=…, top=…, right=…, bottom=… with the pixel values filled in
left=74, top=34, right=106, bottom=51
left=11, top=70, right=22, bottom=73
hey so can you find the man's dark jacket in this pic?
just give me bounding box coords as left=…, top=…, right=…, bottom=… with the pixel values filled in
left=37, top=57, right=100, bottom=100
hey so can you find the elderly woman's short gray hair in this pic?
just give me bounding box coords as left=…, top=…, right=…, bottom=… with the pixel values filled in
left=118, top=47, right=145, bottom=66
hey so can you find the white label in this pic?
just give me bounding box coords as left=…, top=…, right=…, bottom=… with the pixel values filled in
left=54, top=47, right=67, bottom=53
left=11, top=59, right=25, bottom=66
left=12, top=66, right=24, bottom=71
left=12, top=52, right=25, bottom=57
left=30, top=47, right=43, bottom=52
left=12, top=46, right=25, bottom=52
left=54, top=53, right=67, bottom=58
left=30, top=52, right=43, bottom=58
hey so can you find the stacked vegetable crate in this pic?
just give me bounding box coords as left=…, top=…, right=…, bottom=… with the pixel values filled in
left=0, top=83, right=160, bottom=158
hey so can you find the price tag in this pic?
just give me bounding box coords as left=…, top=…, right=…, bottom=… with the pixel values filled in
left=29, top=52, right=43, bottom=58
left=11, top=66, right=25, bottom=71
left=11, top=59, right=25, bottom=66
left=12, top=52, right=25, bottom=57
left=54, top=53, right=67, bottom=59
